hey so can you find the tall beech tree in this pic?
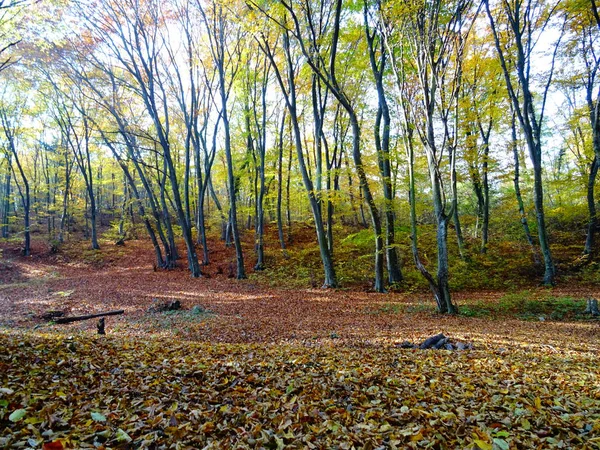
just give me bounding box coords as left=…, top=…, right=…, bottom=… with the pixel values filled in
left=255, top=21, right=338, bottom=288
left=364, top=0, right=403, bottom=285
left=484, top=0, right=566, bottom=285
left=198, top=0, right=247, bottom=279
left=383, top=0, right=476, bottom=312
left=560, top=0, right=599, bottom=256
left=279, top=0, right=388, bottom=292
left=80, top=0, right=202, bottom=276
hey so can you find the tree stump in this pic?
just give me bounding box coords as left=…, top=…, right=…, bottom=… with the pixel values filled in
left=584, top=298, right=599, bottom=316
left=97, top=318, right=105, bottom=335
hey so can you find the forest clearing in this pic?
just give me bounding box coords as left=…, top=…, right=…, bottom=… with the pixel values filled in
left=1, top=232, right=600, bottom=449
left=1, top=0, right=600, bottom=446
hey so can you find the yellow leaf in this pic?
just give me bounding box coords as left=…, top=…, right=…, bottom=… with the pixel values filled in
left=473, top=439, right=492, bottom=450
left=411, top=432, right=423, bottom=441
left=534, top=397, right=542, bottom=409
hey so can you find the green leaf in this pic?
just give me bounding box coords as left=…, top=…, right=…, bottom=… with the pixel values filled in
left=493, top=438, right=510, bottom=450
left=9, top=409, right=26, bottom=422
left=116, top=428, right=132, bottom=442
left=91, top=412, right=107, bottom=422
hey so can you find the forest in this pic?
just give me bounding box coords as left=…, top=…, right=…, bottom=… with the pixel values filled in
left=0, top=0, right=599, bottom=448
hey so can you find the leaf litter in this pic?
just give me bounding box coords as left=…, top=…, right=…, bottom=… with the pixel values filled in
left=0, top=240, right=599, bottom=448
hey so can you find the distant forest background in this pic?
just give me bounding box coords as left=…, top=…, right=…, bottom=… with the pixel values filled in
left=0, top=0, right=598, bottom=313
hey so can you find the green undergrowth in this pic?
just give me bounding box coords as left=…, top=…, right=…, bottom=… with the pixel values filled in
left=251, top=223, right=560, bottom=292
left=126, top=306, right=215, bottom=336
left=459, top=291, right=592, bottom=321
left=362, top=291, right=594, bottom=322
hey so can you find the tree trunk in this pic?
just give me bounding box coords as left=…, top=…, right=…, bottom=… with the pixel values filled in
left=221, top=103, right=246, bottom=279
left=584, top=157, right=598, bottom=256
left=262, top=31, right=336, bottom=287
left=511, top=111, right=540, bottom=265
left=89, top=187, right=100, bottom=250
left=480, top=139, right=490, bottom=254
left=532, top=161, right=555, bottom=285
left=427, top=149, right=457, bottom=314
left=349, top=115, right=385, bottom=292
left=276, top=110, right=288, bottom=255
left=2, top=154, right=11, bottom=239
left=365, top=26, right=403, bottom=285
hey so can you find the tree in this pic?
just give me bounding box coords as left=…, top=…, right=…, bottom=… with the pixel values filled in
left=0, top=0, right=28, bottom=73
left=198, top=0, right=247, bottom=279
left=78, top=0, right=202, bottom=276
left=255, top=16, right=338, bottom=287
left=485, top=0, right=566, bottom=285
left=383, top=0, right=476, bottom=312
left=364, top=0, right=403, bottom=284
left=460, top=35, right=505, bottom=254
left=0, top=97, right=30, bottom=255
left=560, top=0, right=599, bottom=256
left=53, top=91, right=100, bottom=250
left=278, top=0, right=388, bottom=292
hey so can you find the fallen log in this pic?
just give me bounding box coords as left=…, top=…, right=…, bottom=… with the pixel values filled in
left=40, top=310, right=65, bottom=321
left=54, top=310, right=124, bottom=324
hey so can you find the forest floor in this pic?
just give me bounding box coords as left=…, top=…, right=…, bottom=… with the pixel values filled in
left=1, top=236, right=599, bottom=449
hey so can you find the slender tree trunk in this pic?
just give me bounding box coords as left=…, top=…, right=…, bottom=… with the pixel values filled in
left=511, top=111, right=540, bottom=265
left=344, top=153, right=359, bottom=226
left=349, top=115, right=385, bottom=292
left=194, top=138, right=209, bottom=264
left=116, top=159, right=164, bottom=268
left=584, top=55, right=600, bottom=257
left=481, top=148, right=490, bottom=254
left=221, top=95, right=246, bottom=279
left=406, top=128, right=443, bottom=308
left=3, top=127, right=30, bottom=256
left=2, top=154, right=11, bottom=239
left=198, top=189, right=210, bottom=264
left=89, top=187, right=99, bottom=250
left=23, top=185, right=30, bottom=256
left=261, top=32, right=336, bottom=287
left=118, top=175, right=127, bottom=239
left=159, top=166, right=178, bottom=268
left=286, top=135, right=292, bottom=243
left=532, top=161, right=555, bottom=284
left=451, top=196, right=466, bottom=259
left=252, top=73, right=268, bottom=271
left=584, top=157, right=598, bottom=256
left=255, top=148, right=266, bottom=270
left=365, top=27, right=403, bottom=285
left=184, top=133, right=192, bottom=232
left=485, top=0, right=556, bottom=284
left=276, top=110, right=288, bottom=255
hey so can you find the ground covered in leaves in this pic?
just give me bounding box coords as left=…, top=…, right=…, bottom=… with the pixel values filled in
left=1, top=238, right=599, bottom=448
